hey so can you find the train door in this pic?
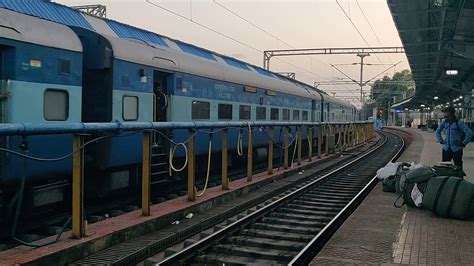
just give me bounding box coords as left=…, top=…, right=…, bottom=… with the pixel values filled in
left=0, top=46, right=7, bottom=168
left=151, top=71, right=172, bottom=180
left=153, top=71, right=170, bottom=122
left=326, top=103, right=330, bottom=122
left=311, top=100, right=316, bottom=122
left=0, top=45, right=8, bottom=123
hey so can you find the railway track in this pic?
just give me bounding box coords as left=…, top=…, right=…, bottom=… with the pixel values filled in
left=154, top=130, right=404, bottom=265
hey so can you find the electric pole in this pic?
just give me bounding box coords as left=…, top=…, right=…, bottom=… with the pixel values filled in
left=357, top=52, right=370, bottom=119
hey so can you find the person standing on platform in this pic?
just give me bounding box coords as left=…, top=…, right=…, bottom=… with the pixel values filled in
left=436, top=106, right=472, bottom=168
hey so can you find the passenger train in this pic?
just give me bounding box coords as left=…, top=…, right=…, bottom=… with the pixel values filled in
left=0, top=2, right=358, bottom=222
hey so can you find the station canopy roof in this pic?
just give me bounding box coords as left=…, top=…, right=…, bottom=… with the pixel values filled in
left=388, top=0, right=474, bottom=109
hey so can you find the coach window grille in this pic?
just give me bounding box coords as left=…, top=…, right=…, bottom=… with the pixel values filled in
left=218, top=103, right=233, bottom=120
left=293, top=110, right=300, bottom=121
left=256, top=106, right=266, bottom=120
left=270, top=108, right=279, bottom=120
left=302, top=111, right=309, bottom=121
left=192, top=101, right=210, bottom=120
left=283, top=109, right=290, bottom=121
left=239, top=105, right=251, bottom=120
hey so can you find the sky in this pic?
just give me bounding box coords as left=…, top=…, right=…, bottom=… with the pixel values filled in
left=56, top=0, right=409, bottom=107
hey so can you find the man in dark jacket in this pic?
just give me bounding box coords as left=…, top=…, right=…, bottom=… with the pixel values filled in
left=436, top=106, right=473, bottom=168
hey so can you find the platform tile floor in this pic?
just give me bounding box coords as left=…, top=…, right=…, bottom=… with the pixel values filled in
left=312, top=127, right=474, bottom=265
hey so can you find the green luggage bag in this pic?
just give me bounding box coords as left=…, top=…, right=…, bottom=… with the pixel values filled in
left=395, top=166, right=437, bottom=207
left=432, top=164, right=465, bottom=177
left=382, top=175, right=399, bottom=192
left=423, top=176, right=474, bottom=220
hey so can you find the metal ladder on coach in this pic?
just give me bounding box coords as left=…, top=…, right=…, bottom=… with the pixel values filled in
left=151, top=134, right=170, bottom=183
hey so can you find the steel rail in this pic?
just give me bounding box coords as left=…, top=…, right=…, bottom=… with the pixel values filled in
left=157, top=130, right=402, bottom=265
left=290, top=130, right=405, bottom=265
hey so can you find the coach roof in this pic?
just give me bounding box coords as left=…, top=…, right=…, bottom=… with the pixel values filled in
left=0, top=8, right=82, bottom=52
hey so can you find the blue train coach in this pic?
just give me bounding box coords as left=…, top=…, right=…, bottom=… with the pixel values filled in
left=0, top=1, right=359, bottom=221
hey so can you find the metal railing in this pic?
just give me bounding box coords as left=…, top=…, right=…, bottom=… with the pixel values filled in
left=0, top=120, right=374, bottom=239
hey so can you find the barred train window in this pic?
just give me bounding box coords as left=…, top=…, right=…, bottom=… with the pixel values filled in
left=239, top=105, right=251, bottom=120
left=44, top=89, right=69, bottom=121
left=218, top=103, right=233, bottom=120
left=123, top=96, right=139, bottom=121
left=192, top=101, right=210, bottom=120
left=282, top=109, right=290, bottom=121
left=270, top=108, right=279, bottom=120
left=302, top=111, right=309, bottom=121
left=293, top=110, right=300, bottom=121
left=256, top=106, right=266, bottom=120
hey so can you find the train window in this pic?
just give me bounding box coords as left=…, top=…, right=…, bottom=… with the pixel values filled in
left=282, top=109, right=290, bottom=121
left=293, top=110, right=300, bottom=121
left=218, top=103, right=233, bottom=120
left=302, top=111, right=309, bottom=121
left=239, top=105, right=251, bottom=120
left=256, top=106, right=266, bottom=120
left=123, top=96, right=139, bottom=121
left=192, top=101, right=210, bottom=120
left=58, top=59, right=70, bottom=75
left=270, top=108, right=279, bottom=120
left=44, top=89, right=69, bottom=121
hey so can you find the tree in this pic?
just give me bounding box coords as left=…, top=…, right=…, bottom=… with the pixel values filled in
left=368, top=69, right=414, bottom=120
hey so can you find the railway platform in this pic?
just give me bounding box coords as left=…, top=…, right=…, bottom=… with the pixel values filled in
left=312, top=127, right=474, bottom=265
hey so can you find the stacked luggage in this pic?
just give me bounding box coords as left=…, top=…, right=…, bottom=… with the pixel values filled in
left=423, top=176, right=474, bottom=220
left=377, top=162, right=473, bottom=220
left=396, top=166, right=437, bottom=208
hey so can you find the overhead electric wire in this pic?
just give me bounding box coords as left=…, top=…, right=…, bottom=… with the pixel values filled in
left=211, top=0, right=364, bottom=99
left=335, top=0, right=384, bottom=65
left=212, top=0, right=328, bottom=70
left=354, top=0, right=394, bottom=64
left=145, top=0, right=260, bottom=53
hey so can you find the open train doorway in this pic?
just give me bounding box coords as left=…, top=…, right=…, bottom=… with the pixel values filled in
left=153, top=70, right=170, bottom=122
left=150, top=70, right=172, bottom=181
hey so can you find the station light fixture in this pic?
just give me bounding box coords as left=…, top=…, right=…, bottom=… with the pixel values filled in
left=433, top=0, right=447, bottom=6
left=445, top=69, right=459, bottom=76
left=460, top=95, right=463, bottom=99
left=433, top=96, right=439, bottom=100
left=404, top=108, right=409, bottom=111
left=420, top=104, right=426, bottom=107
